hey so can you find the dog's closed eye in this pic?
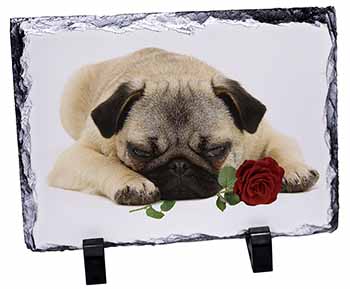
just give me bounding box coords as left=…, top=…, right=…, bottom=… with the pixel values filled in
left=127, top=143, right=154, bottom=159
left=190, top=138, right=231, bottom=160
left=204, top=145, right=227, bottom=158
left=202, top=142, right=231, bottom=159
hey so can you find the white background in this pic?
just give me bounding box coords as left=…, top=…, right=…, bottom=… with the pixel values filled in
left=27, top=20, right=331, bottom=247
left=0, top=0, right=349, bottom=288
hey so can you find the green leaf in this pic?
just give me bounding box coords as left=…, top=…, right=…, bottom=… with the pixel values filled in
left=281, top=183, right=288, bottom=193
left=146, top=207, right=164, bottom=219
left=160, top=200, right=176, bottom=212
left=224, top=192, right=240, bottom=206
left=218, top=166, right=236, bottom=188
left=216, top=196, right=226, bottom=212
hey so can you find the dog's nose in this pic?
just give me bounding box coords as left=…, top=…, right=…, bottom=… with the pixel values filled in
left=168, top=159, right=190, bottom=176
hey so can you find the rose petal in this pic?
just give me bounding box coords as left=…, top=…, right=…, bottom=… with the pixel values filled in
left=236, top=160, right=256, bottom=179
left=234, top=157, right=283, bottom=206
left=233, top=180, right=243, bottom=195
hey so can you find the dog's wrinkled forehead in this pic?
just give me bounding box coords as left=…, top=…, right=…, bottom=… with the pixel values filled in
left=124, top=79, right=231, bottom=146
left=91, top=74, right=265, bottom=142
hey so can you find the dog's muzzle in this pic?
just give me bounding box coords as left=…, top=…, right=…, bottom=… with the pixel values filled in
left=144, top=158, right=220, bottom=200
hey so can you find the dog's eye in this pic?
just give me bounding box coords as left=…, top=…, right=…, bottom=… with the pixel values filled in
left=205, top=145, right=227, bottom=158
left=131, top=147, right=152, bottom=159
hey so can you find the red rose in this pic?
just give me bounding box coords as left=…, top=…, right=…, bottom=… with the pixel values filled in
left=233, top=157, right=284, bottom=206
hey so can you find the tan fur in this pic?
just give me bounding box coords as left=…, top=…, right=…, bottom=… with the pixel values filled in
left=48, top=48, right=319, bottom=205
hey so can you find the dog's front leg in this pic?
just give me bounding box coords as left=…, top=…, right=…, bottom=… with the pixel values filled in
left=48, top=143, right=160, bottom=205
left=262, top=127, right=319, bottom=192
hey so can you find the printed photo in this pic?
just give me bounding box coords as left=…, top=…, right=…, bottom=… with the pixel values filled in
left=48, top=47, right=319, bottom=205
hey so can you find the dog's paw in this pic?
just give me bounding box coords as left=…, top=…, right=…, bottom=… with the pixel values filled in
left=282, top=162, right=319, bottom=193
left=114, top=177, right=160, bottom=205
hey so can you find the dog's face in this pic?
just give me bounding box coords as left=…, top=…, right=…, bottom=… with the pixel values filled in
left=91, top=76, right=266, bottom=200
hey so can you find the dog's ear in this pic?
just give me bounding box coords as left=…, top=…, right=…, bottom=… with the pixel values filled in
left=91, top=82, right=144, bottom=138
left=212, top=78, right=266, bottom=134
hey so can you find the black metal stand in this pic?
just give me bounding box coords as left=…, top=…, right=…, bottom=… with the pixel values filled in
left=245, top=226, right=273, bottom=273
left=81, top=228, right=272, bottom=284
left=83, top=238, right=107, bottom=285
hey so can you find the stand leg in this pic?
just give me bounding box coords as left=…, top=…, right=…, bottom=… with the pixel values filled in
left=83, top=238, right=107, bottom=285
left=245, top=226, right=273, bottom=273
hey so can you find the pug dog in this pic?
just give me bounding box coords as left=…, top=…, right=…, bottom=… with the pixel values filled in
left=48, top=47, right=319, bottom=205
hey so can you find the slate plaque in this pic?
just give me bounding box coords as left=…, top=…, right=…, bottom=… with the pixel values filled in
left=10, top=7, right=338, bottom=251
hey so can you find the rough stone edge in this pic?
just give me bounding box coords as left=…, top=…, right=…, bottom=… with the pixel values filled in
left=9, top=6, right=338, bottom=252
left=10, top=20, right=37, bottom=250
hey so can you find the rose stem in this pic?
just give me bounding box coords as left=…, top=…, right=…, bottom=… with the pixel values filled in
left=129, top=205, right=150, bottom=213
left=218, top=188, right=228, bottom=194
left=216, top=192, right=227, bottom=203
